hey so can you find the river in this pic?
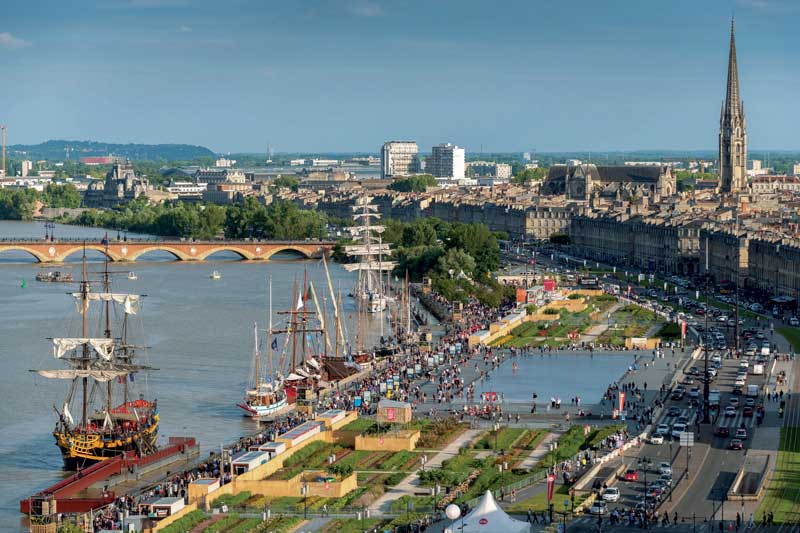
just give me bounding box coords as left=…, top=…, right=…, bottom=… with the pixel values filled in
left=0, top=220, right=376, bottom=531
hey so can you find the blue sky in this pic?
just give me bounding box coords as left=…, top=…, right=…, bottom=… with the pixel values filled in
left=1, top=0, right=797, bottom=153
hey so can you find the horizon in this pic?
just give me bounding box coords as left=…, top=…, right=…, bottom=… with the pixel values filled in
left=1, top=0, right=799, bottom=153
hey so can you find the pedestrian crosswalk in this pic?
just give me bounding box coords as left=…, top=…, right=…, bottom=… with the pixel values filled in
left=717, top=412, right=756, bottom=428
left=568, top=516, right=690, bottom=529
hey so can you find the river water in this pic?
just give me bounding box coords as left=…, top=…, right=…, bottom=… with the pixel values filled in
left=0, top=221, right=374, bottom=531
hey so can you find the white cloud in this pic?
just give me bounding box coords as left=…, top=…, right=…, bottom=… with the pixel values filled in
left=177, top=25, right=192, bottom=32
left=0, top=32, right=31, bottom=49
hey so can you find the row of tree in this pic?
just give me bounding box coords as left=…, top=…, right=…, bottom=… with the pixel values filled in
left=0, top=184, right=83, bottom=220
left=66, top=197, right=328, bottom=241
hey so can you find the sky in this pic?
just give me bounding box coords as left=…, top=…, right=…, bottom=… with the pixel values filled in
left=0, top=0, right=798, bottom=154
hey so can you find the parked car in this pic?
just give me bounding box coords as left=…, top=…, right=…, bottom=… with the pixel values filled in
left=590, top=501, right=608, bottom=515
left=649, top=433, right=664, bottom=445
left=658, top=462, right=672, bottom=476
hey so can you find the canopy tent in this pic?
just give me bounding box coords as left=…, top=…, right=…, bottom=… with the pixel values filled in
left=450, top=490, right=530, bottom=533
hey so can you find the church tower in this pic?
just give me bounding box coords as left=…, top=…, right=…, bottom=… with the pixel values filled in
left=719, top=17, right=747, bottom=194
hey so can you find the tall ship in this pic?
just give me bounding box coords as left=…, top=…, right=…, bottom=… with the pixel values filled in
left=31, top=249, right=158, bottom=470
left=344, top=197, right=397, bottom=314
left=237, top=277, right=290, bottom=419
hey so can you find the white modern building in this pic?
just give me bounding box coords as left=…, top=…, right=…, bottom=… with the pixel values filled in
left=428, top=143, right=465, bottom=180
left=21, top=160, right=33, bottom=177
left=381, top=141, right=419, bottom=179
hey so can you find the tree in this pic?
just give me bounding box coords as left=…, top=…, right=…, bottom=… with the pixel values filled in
left=43, top=183, right=82, bottom=208
left=273, top=175, right=299, bottom=192
left=388, top=174, right=438, bottom=192
left=511, top=167, right=547, bottom=185
left=436, top=248, right=476, bottom=279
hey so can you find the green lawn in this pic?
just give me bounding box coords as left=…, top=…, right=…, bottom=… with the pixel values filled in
left=757, top=427, right=800, bottom=524
left=777, top=326, right=800, bottom=352
left=338, top=418, right=376, bottom=432
left=473, top=427, right=527, bottom=451
left=505, top=484, right=588, bottom=513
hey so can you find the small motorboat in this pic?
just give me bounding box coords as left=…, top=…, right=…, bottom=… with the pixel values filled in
left=127, top=272, right=138, bottom=280
left=210, top=270, right=221, bottom=280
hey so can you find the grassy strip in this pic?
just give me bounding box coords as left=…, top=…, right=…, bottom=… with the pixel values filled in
left=203, top=513, right=240, bottom=533
left=321, top=518, right=390, bottom=533
left=338, top=418, right=375, bottom=432
left=473, top=427, right=526, bottom=451
left=757, top=427, right=800, bottom=524
left=506, top=484, right=589, bottom=513
left=158, top=510, right=207, bottom=533
left=210, top=491, right=251, bottom=509
left=777, top=327, right=800, bottom=352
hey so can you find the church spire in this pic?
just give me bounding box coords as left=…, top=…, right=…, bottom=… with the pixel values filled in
left=719, top=16, right=747, bottom=194
left=724, top=17, right=741, bottom=119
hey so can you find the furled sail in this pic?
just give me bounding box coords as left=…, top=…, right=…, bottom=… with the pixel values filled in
left=35, top=369, right=129, bottom=381
left=63, top=402, right=74, bottom=425
left=72, top=293, right=141, bottom=315
left=53, top=338, right=115, bottom=360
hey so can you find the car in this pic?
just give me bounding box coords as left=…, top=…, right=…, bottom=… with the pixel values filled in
left=739, top=361, right=749, bottom=370
left=622, top=469, right=639, bottom=482
left=790, top=317, right=799, bottom=327
left=667, top=407, right=681, bottom=417
left=736, top=427, right=748, bottom=440
left=657, top=423, right=670, bottom=434
left=649, top=433, right=664, bottom=445
left=735, top=376, right=747, bottom=387
left=729, top=438, right=744, bottom=450
left=707, top=367, right=718, bottom=377
left=678, top=415, right=690, bottom=425
left=733, top=386, right=743, bottom=396
left=716, top=426, right=730, bottom=437
left=659, top=474, right=673, bottom=486
left=729, top=397, right=739, bottom=407
left=651, top=480, right=667, bottom=491
left=658, top=462, right=672, bottom=476
left=671, top=423, right=687, bottom=439
left=682, top=377, right=695, bottom=385
left=745, top=398, right=756, bottom=407
left=724, top=406, right=737, bottom=417
left=689, top=387, right=700, bottom=400
left=688, top=367, right=699, bottom=376
left=601, top=487, right=620, bottom=503
left=590, top=501, right=608, bottom=515
left=743, top=406, right=754, bottom=417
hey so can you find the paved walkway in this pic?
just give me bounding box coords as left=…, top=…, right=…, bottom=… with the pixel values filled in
left=517, top=431, right=560, bottom=470
left=580, top=302, right=624, bottom=343
left=370, top=429, right=481, bottom=514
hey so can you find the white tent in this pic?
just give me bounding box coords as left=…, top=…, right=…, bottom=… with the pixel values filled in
left=449, top=490, right=530, bottom=532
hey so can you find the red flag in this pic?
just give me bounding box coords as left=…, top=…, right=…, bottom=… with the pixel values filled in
left=619, top=391, right=626, bottom=413
left=546, top=474, right=555, bottom=502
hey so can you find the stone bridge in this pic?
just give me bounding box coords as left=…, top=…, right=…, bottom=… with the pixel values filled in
left=0, top=239, right=335, bottom=263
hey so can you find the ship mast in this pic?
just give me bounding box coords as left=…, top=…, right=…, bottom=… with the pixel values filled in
left=80, top=248, right=89, bottom=429
left=268, top=275, right=273, bottom=380
left=103, top=240, right=113, bottom=419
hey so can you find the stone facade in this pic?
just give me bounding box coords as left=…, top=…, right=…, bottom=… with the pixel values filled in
left=699, top=227, right=748, bottom=286
left=82, top=161, right=149, bottom=208
left=747, top=238, right=800, bottom=297
left=541, top=162, right=676, bottom=202
left=719, top=18, right=747, bottom=194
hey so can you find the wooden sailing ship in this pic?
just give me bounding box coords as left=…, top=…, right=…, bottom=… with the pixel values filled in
left=237, top=277, right=290, bottom=419
left=31, top=247, right=158, bottom=470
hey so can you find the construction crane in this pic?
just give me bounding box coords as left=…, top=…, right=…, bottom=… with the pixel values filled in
left=1, top=125, right=6, bottom=177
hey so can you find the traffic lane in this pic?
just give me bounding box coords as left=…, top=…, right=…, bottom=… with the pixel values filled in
left=670, top=442, right=743, bottom=520
left=607, top=443, right=677, bottom=509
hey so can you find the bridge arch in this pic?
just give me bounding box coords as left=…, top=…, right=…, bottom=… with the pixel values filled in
left=55, top=245, right=121, bottom=263
left=0, top=245, right=50, bottom=263
left=196, top=246, right=256, bottom=261
left=263, top=245, right=316, bottom=260
left=126, top=246, right=192, bottom=262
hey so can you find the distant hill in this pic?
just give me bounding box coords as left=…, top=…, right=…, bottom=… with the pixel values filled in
left=8, top=140, right=215, bottom=161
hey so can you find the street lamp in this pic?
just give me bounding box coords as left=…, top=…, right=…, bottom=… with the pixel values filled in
left=301, top=483, right=308, bottom=519
left=445, top=503, right=462, bottom=532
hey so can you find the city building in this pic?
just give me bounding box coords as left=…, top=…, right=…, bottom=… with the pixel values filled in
left=751, top=175, right=800, bottom=195
left=195, top=168, right=247, bottom=185
left=20, top=160, right=33, bottom=177
left=699, top=226, right=748, bottom=286
left=719, top=18, right=747, bottom=194
left=83, top=160, right=150, bottom=208
left=289, top=159, right=307, bottom=166
left=467, top=161, right=512, bottom=180
left=214, top=157, right=236, bottom=168
left=428, top=143, right=465, bottom=180
left=165, top=181, right=207, bottom=197
left=541, top=162, right=676, bottom=201
left=311, top=158, right=339, bottom=167
left=747, top=238, right=800, bottom=298
left=381, top=141, right=420, bottom=179
left=792, top=163, right=800, bottom=177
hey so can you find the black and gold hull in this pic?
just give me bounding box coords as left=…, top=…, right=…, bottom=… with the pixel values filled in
left=55, top=414, right=159, bottom=470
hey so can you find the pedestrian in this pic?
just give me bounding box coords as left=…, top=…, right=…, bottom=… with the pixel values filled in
left=736, top=512, right=741, bottom=530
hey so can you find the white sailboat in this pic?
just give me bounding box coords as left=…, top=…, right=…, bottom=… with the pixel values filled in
left=237, top=277, right=290, bottom=419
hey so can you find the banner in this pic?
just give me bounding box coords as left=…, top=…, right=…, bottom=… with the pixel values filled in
left=546, top=474, right=556, bottom=503
left=619, top=391, right=626, bottom=413
left=681, top=321, right=687, bottom=340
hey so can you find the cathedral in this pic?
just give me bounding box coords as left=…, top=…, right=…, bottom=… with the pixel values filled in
left=719, top=17, right=747, bottom=194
